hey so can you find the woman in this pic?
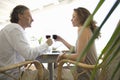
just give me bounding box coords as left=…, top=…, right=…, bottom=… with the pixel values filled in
left=54, top=7, right=100, bottom=80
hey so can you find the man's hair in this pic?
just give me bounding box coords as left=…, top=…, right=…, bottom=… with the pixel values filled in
left=10, top=5, right=29, bottom=23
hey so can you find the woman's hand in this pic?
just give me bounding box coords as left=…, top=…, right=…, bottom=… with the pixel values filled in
left=54, top=35, right=63, bottom=42
left=56, top=53, right=65, bottom=62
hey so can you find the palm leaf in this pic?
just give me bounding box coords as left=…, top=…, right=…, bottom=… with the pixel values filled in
left=73, top=0, right=120, bottom=79
left=90, top=1, right=120, bottom=79
left=111, top=62, right=120, bottom=80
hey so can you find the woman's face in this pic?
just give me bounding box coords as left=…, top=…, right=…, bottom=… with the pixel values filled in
left=71, top=11, right=80, bottom=27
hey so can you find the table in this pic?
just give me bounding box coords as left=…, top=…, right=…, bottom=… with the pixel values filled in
left=36, top=53, right=59, bottom=80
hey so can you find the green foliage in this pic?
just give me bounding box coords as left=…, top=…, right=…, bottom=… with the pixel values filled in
left=38, top=37, right=42, bottom=44
left=76, top=0, right=120, bottom=80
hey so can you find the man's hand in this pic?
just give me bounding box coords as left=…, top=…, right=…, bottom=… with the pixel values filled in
left=46, top=38, right=53, bottom=46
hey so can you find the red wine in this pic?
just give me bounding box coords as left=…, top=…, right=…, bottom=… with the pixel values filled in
left=53, top=35, right=57, bottom=39
left=46, top=35, right=51, bottom=39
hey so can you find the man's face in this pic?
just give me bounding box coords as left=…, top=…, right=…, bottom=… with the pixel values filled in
left=19, top=9, right=33, bottom=28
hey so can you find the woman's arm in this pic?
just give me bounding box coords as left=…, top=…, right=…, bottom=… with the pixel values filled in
left=57, top=28, right=92, bottom=62
left=55, top=35, right=74, bottom=50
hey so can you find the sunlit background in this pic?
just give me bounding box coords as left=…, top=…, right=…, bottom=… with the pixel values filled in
left=0, top=0, right=120, bottom=56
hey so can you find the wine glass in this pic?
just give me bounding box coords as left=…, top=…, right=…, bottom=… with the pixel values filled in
left=52, top=35, right=57, bottom=39
left=46, top=35, right=51, bottom=39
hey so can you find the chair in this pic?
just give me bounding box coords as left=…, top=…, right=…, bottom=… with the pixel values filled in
left=0, top=60, right=44, bottom=80
left=57, top=20, right=120, bottom=80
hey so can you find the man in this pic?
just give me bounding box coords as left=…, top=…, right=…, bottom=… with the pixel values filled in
left=0, top=5, right=53, bottom=80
